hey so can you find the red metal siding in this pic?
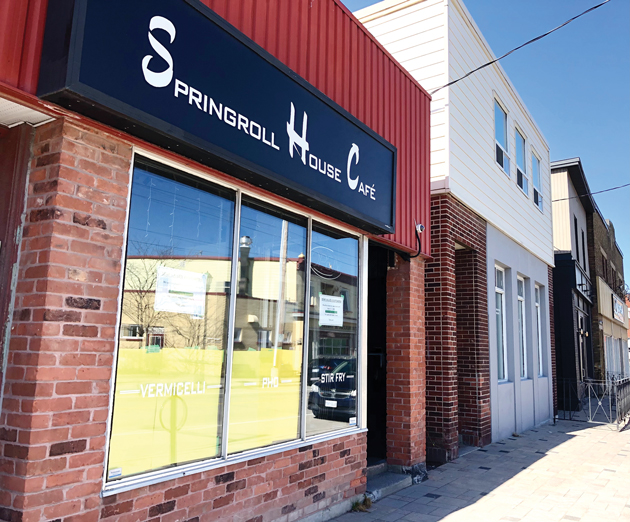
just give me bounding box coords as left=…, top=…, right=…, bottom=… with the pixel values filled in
left=1, top=0, right=430, bottom=254
left=0, top=0, right=47, bottom=92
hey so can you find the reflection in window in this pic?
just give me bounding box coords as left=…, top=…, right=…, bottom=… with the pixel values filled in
left=516, top=129, right=528, bottom=195
left=307, top=224, right=359, bottom=436
left=228, top=198, right=307, bottom=454
left=495, top=100, right=509, bottom=175
left=108, top=159, right=234, bottom=480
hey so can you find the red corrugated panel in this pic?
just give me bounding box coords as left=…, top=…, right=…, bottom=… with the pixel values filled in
left=0, top=0, right=48, bottom=92
left=6, top=0, right=430, bottom=254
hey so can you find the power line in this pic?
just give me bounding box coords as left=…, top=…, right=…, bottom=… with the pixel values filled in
left=431, top=0, right=612, bottom=95
left=551, top=182, right=630, bottom=202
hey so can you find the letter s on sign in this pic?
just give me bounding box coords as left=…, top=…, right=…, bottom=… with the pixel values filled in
left=347, top=143, right=359, bottom=191
left=142, top=16, right=176, bottom=88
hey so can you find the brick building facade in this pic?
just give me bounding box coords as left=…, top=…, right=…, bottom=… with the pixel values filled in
left=425, top=194, right=490, bottom=462
left=586, top=208, right=628, bottom=379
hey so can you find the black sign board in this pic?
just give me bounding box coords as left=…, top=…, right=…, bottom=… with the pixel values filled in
left=38, top=0, right=396, bottom=234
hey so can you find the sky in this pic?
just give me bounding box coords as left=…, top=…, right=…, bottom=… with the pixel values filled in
left=342, top=0, right=630, bottom=279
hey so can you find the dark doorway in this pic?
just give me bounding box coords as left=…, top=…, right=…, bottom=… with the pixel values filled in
left=367, top=243, right=389, bottom=464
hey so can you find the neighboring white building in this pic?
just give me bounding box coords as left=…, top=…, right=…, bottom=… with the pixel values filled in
left=356, top=0, right=554, bottom=450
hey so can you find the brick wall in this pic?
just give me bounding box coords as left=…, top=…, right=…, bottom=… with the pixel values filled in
left=425, top=194, right=490, bottom=462
left=98, top=434, right=366, bottom=522
left=548, top=265, right=557, bottom=416
left=0, top=119, right=367, bottom=522
left=385, top=254, right=425, bottom=469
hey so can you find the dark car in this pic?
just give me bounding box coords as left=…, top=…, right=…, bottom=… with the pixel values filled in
left=308, top=357, right=357, bottom=422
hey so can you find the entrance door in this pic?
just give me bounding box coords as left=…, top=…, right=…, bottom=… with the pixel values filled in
left=366, top=243, right=389, bottom=464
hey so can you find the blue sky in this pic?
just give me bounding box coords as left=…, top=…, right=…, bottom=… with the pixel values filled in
left=343, top=0, right=630, bottom=278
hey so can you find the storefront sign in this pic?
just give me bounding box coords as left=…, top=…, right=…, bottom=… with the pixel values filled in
left=613, top=294, right=625, bottom=323
left=38, top=0, right=397, bottom=233
left=154, top=267, right=207, bottom=317
left=319, top=294, right=344, bottom=327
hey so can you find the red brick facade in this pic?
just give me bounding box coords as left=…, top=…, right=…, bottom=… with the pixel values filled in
left=0, top=120, right=370, bottom=522
left=425, top=194, right=490, bottom=462
left=385, top=254, right=426, bottom=469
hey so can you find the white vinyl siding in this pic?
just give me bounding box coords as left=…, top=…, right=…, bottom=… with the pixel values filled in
left=357, top=0, right=450, bottom=184
left=446, top=0, right=552, bottom=266
left=357, top=0, right=552, bottom=265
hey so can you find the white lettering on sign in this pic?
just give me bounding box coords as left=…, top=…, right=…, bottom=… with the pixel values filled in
left=347, top=143, right=359, bottom=190
left=287, top=102, right=309, bottom=165
left=142, top=16, right=176, bottom=88
left=320, top=372, right=346, bottom=383
left=262, top=377, right=279, bottom=388
left=140, top=17, right=380, bottom=206
left=173, top=79, right=280, bottom=151
left=139, top=381, right=206, bottom=398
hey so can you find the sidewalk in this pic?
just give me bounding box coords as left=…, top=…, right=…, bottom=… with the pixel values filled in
left=331, top=421, right=630, bottom=522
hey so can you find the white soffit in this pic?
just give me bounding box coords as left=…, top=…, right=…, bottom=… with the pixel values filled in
left=0, top=97, right=54, bottom=128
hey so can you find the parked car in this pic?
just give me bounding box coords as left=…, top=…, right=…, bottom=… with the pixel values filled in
left=308, top=357, right=356, bottom=421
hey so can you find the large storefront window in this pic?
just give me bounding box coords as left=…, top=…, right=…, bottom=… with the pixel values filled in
left=107, top=159, right=362, bottom=483
left=307, top=225, right=359, bottom=436
left=108, top=160, right=235, bottom=480
left=228, top=199, right=307, bottom=453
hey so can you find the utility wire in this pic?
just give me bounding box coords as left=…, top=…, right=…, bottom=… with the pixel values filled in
left=431, top=0, right=612, bottom=95
left=552, top=182, right=630, bottom=202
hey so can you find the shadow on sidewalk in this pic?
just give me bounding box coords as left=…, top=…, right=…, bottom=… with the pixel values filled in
left=331, top=420, right=623, bottom=522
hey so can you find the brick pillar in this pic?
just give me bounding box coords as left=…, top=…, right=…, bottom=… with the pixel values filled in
left=424, top=195, right=458, bottom=462
left=385, top=254, right=425, bottom=470
left=425, top=194, right=490, bottom=462
left=0, top=119, right=132, bottom=522
left=455, top=250, right=490, bottom=447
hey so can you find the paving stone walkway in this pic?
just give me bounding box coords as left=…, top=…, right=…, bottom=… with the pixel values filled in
left=332, top=421, right=630, bottom=522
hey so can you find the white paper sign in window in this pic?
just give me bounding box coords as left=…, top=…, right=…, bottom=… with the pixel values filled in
left=319, top=293, right=344, bottom=326
left=154, top=266, right=207, bottom=318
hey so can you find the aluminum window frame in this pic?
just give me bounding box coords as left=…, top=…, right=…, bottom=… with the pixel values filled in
left=495, top=266, right=508, bottom=382
left=515, top=127, right=529, bottom=196
left=517, top=277, right=527, bottom=379
left=494, top=99, right=510, bottom=177
left=102, top=147, right=368, bottom=497
left=535, top=285, right=544, bottom=377
left=531, top=149, right=543, bottom=212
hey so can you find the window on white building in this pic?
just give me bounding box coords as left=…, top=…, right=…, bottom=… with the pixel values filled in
left=532, top=151, right=542, bottom=211
left=535, top=286, right=544, bottom=376
left=495, top=266, right=508, bottom=381
left=517, top=277, right=527, bottom=379
left=495, top=100, right=510, bottom=176
left=515, top=129, right=528, bottom=195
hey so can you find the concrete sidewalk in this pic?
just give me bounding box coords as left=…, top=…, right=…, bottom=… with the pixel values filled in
left=331, top=421, right=630, bottom=522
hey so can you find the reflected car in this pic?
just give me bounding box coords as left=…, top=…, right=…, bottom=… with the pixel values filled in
left=308, top=357, right=356, bottom=421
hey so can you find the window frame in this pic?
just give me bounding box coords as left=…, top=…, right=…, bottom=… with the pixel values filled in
left=531, top=149, right=543, bottom=212
left=494, top=99, right=510, bottom=177
left=535, top=285, right=544, bottom=377
left=517, top=277, right=527, bottom=379
left=515, top=127, right=529, bottom=196
left=102, top=149, right=368, bottom=496
left=495, top=266, right=508, bottom=382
